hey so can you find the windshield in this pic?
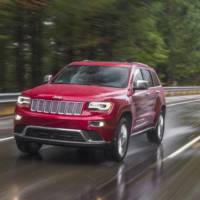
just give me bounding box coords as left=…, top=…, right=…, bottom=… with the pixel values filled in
left=52, top=65, right=130, bottom=88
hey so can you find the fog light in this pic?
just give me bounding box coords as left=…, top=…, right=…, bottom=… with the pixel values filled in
left=89, top=121, right=105, bottom=127
left=15, top=114, right=22, bottom=121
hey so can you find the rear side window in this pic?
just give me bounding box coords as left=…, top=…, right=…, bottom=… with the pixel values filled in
left=133, top=69, right=143, bottom=87
left=151, top=71, right=161, bottom=86
left=141, top=69, right=154, bottom=87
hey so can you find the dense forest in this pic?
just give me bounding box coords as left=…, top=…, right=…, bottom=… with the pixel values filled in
left=0, top=0, right=200, bottom=92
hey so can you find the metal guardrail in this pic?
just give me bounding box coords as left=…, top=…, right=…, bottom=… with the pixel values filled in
left=0, top=86, right=200, bottom=104
left=0, top=93, right=20, bottom=103
left=164, top=86, right=200, bottom=92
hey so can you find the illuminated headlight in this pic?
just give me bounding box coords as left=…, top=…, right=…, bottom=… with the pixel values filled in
left=88, top=102, right=113, bottom=111
left=17, top=96, right=31, bottom=107
left=15, top=114, right=22, bottom=121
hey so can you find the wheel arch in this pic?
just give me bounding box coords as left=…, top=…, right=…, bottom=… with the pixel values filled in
left=154, top=97, right=166, bottom=126
left=161, top=104, right=166, bottom=117
left=119, top=111, right=132, bottom=131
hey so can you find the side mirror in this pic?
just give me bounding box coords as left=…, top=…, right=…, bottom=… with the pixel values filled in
left=133, top=80, right=149, bottom=90
left=44, top=74, right=53, bottom=83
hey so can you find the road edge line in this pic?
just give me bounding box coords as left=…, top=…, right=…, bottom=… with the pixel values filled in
left=163, top=135, right=200, bottom=161
left=167, top=99, right=200, bottom=107
left=0, top=137, right=14, bottom=143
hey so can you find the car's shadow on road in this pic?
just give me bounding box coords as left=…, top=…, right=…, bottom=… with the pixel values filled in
left=15, top=134, right=163, bottom=167
left=16, top=146, right=110, bottom=165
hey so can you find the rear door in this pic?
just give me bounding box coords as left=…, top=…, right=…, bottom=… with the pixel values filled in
left=150, top=70, right=164, bottom=122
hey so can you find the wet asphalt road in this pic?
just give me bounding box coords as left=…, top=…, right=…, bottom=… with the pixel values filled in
left=0, top=95, right=200, bottom=200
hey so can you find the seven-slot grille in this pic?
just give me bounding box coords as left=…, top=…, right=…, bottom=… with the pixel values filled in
left=31, top=99, right=83, bottom=115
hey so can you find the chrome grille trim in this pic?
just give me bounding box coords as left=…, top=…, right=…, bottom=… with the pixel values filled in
left=31, top=99, right=38, bottom=112
left=38, top=99, right=45, bottom=112
left=51, top=101, right=59, bottom=114
left=58, top=101, right=66, bottom=114
left=31, top=99, right=83, bottom=115
left=44, top=100, right=51, bottom=113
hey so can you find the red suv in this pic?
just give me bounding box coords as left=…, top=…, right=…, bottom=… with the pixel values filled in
left=14, top=61, right=166, bottom=161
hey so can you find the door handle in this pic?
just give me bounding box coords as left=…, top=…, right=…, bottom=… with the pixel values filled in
left=156, top=90, right=160, bottom=94
left=145, top=92, right=150, bottom=96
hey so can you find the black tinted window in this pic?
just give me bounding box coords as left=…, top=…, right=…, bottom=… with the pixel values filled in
left=151, top=71, right=160, bottom=86
left=133, top=69, right=143, bottom=87
left=52, top=65, right=129, bottom=88
left=141, top=69, right=154, bottom=87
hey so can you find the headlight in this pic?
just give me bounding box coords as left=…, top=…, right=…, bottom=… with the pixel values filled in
left=17, top=96, right=31, bottom=107
left=88, top=102, right=113, bottom=112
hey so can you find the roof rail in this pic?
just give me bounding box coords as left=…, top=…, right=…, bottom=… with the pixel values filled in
left=132, top=62, right=145, bottom=65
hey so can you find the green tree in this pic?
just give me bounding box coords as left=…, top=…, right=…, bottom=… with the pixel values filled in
left=0, top=0, right=200, bottom=92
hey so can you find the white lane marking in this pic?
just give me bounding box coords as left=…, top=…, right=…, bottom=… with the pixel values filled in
left=0, top=136, right=14, bottom=143
left=167, top=99, right=200, bottom=107
left=163, top=135, right=200, bottom=161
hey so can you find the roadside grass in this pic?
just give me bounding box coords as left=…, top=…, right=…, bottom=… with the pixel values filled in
left=0, top=104, right=15, bottom=117
left=166, top=90, right=200, bottom=96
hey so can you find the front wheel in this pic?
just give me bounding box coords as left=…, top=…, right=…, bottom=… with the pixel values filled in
left=147, top=112, right=165, bottom=144
left=106, top=118, right=130, bottom=162
left=15, top=138, right=42, bottom=155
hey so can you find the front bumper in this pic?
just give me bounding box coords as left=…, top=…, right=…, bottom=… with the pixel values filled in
left=14, top=107, right=117, bottom=141
left=14, top=125, right=110, bottom=148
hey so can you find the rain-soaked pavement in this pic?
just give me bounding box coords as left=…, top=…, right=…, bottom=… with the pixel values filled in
left=0, top=95, right=200, bottom=200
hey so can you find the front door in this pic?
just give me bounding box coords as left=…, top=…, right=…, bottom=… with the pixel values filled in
left=131, top=68, right=150, bottom=133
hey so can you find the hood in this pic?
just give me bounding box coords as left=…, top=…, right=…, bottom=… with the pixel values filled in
left=23, top=83, right=127, bottom=101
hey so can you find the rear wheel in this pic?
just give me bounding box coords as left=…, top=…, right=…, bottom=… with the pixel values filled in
left=106, top=117, right=130, bottom=162
left=147, top=112, right=165, bottom=144
left=15, top=138, right=42, bottom=155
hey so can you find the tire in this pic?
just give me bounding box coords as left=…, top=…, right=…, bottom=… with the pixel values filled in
left=147, top=111, right=165, bottom=144
left=15, top=138, right=42, bottom=155
left=106, top=117, right=130, bottom=162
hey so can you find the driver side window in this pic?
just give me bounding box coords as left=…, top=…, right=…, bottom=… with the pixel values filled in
left=133, top=69, right=143, bottom=87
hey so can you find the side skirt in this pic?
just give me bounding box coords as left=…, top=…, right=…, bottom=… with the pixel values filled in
left=131, top=126, right=155, bottom=137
